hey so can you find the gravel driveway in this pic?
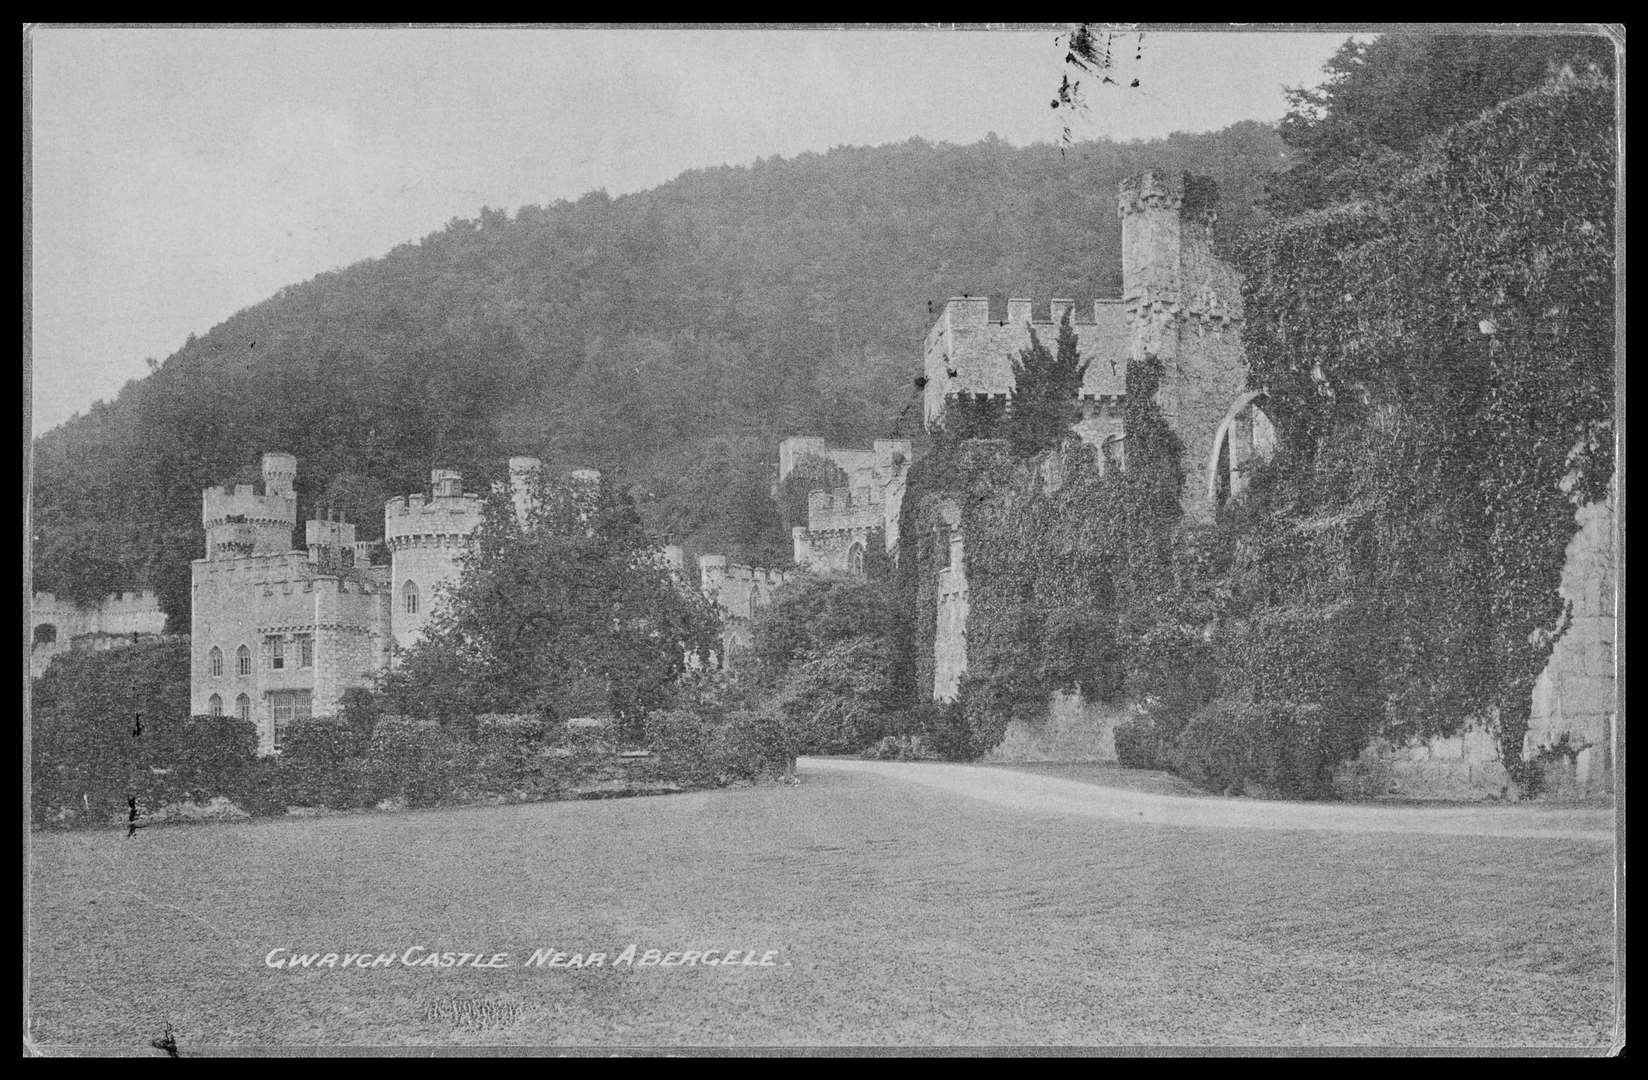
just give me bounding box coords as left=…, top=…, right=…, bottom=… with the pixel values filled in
left=801, top=758, right=1615, bottom=843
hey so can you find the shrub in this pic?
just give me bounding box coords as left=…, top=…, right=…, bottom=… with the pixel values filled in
left=1164, top=698, right=1370, bottom=799
left=912, top=699, right=977, bottom=761
left=645, top=703, right=788, bottom=786
left=862, top=734, right=940, bottom=761
left=463, top=713, right=552, bottom=800
left=234, top=756, right=287, bottom=818
left=147, top=714, right=261, bottom=806
left=278, top=716, right=372, bottom=810
left=365, top=715, right=467, bottom=808
left=31, top=705, right=260, bottom=828
left=1112, top=716, right=1163, bottom=770
left=30, top=638, right=197, bottom=827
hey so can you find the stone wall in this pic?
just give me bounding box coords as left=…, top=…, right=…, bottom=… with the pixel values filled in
left=698, top=557, right=796, bottom=668
left=787, top=438, right=911, bottom=575
left=1526, top=490, right=1616, bottom=794
left=931, top=500, right=967, bottom=702
left=30, top=589, right=169, bottom=678
left=922, top=297, right=1130, bottom=431
left=980, top=691, right=1124, bottom=763
left=1333, top=725, right=1513, bottom=802
left=1333, top=487, right=1617, bottom=802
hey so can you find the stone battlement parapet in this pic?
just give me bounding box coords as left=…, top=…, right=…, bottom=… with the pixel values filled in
left=382, top=493, right=486, bottom=546
left=201, top=486, right=296, bottom=527
left=699, top=558, right=793, bottom=589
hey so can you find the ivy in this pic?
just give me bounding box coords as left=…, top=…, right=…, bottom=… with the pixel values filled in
left=1234, top=76, right=1615, bottom=790
left=898, top=351, right=1186, bottom=756
left=897, top=77, right=1613, bottom=795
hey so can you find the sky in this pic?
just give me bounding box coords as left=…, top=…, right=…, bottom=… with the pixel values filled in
left=27, top=25, right=1360, bottom=435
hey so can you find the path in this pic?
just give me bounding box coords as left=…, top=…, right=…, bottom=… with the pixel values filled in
left=800, top=757, right=1615, bottom=843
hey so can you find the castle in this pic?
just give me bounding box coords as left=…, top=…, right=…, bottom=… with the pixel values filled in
left=923, top=170, right=1270, bottom=700
left=161, top=168, right=1617, bottom=795
left=916, top=170, right=1615, bottom=796
left=189, top=453, right=574, bottom=754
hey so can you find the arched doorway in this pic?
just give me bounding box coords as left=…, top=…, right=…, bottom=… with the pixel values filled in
left=1206, top=391, right=1278, bottom=507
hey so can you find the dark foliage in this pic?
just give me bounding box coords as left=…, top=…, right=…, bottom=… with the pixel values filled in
left=30, top=638, right=263, bottom=826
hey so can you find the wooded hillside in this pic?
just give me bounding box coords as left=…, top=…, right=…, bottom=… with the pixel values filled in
left=31, top=123, right=1289, bottom=626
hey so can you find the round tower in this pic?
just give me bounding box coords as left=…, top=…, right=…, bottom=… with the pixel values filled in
left=384, top=469, right=485, bottom=651
left=261, top=452, right=297, bottom=499
left=202, top=452, right=299, bottom=559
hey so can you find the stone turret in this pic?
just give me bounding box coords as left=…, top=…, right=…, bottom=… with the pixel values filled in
left=202, top=453, right=299, bottom=559
left=508, top=456, right=543, bottom=526
left=384, top=469, right=487, bottom=650
left=1118, top=170, right=1247, bottom=523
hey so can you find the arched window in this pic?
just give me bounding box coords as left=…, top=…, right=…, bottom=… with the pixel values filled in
left=235, top=693, right=251, bottom=721
left=208, top=694, right=223, bottom=717
left=209, top=646, right=223, bottom=677
left=236, top=645, right=251, bottom=676
left=847, top=543, right=865, bottom=576
left=403, top=580, right=420, bottom=615
left=33, top=623, right=57, bottom=645
left=749, top=586, right=764, bottom=618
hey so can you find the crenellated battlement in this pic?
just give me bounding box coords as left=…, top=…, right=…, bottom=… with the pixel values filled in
left=922, top=294, right=1132, bottom=430
left=191, top=550, right=317, bottom=580
left=1118, top=169, right=1188, bottom=214
left=698, top=554, right=794, bottom=625
left=192, top=549, right=388, bottom=592
left=201, top=486, right=297, bottom=527
left=34, top=588, right=161, bottom=614
left=202, top=456, right=301, bottom=560
left=698, top=557, right=792, bottom=589
left=383, top=490, right=486, bottom=548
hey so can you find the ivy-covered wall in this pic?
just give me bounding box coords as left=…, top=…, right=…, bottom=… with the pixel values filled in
left=897, top=77, right=1615, bottom=800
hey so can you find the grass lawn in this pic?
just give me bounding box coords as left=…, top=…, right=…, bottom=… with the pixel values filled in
left=26, top=762, right=1617, bottom=1052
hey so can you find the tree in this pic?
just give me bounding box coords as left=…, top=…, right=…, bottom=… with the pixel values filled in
left=1266, top=32, right=1615, bottom=215
left=650, top=436, right=791, bottom=568
left=776, top=452, right=849, bottom=533
left=1007, top=311, right=1088, bottom=457
left=748, top=575, right=903, bottom=752
left=377, top=472, right=722, bottom=739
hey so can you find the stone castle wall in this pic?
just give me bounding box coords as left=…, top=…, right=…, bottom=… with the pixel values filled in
left=980, top=691, right=1125, bottom=764
left=787, top=438, right=912, bottom=575
left=30, top=589, right=169, bottom=678
left=698, top=556, right=796, bottom=667
left=1527, top=489, right=1616, bottom=793
left=918, top=173, right=1614, bottom=797
left=1336, top=487, right=1619, bottom=801
left=931, top=501, right=967, bottom=701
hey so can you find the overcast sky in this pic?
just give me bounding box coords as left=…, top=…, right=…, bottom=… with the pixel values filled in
left=27, top=25, right=1359, bottom=435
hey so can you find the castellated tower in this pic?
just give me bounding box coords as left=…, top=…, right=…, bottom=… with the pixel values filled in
left=201, top=451, right=299, bottom=558
left=508, top=456, right=544, bottom=526
left=384, top=469, right=487, bottom=651
left=1119, top=170, right=1248, bottom=523
left=192, top=452, right=392, bottom=754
